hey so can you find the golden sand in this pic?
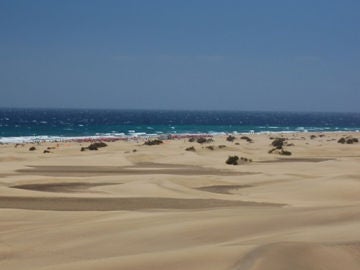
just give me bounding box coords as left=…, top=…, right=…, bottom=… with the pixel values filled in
left=1, top=132, right=360, bottom=269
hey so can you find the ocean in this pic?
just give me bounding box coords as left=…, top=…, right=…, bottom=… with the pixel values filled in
left=1, top=109, right=360, bottom=143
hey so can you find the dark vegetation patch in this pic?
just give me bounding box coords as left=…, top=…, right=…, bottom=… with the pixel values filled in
left=240, top=156, right=253, bottom=162
left=338, top=137, right=359, bottom=144
left=226, top=155, right=239, bottom=165
left=240, top=136, right=253, bottom=143
left=279, top=149, right=292, bottom=156
left=196, top=137, right=214, bottom=144
left=271, top=138, right=286, bottom=149
left=144, top=139, right=163, bottom=146
left=269, top=137, right=292, bottom=156
left=226, top=135, right=236, bottom=142
left=225, top=155, right=253, bottom=165
left=81, top=142, right=108, bottom=151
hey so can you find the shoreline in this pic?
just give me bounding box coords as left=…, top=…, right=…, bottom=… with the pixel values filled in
left=1, top=130, right=359, bottom=144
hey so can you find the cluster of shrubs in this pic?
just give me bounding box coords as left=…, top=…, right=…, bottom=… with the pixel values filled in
left=271, top=138, right=286, bottom=149
left=226, top=135, right=236, bottom=142
left=188, top=137, right=214, bottom=144
left=226, top=155, right=239, bottom=165
left=144, top=139, right=163, bottom=146
left=29, top=146, right=55, bottom=154
left=81, top=142, right=108, bottom=151
left=226, top=135, right=253, bottom=143
left=240, top=156, right=252, bottom=162
left=225, top=155, right=253, bottom=165
left=186, top=144, right=227, bottom=152
left=310, top=134, right=325, bottom=139
left=268, top=137, right=292, bottom=156
left=338, top=137, right=358, bottom=144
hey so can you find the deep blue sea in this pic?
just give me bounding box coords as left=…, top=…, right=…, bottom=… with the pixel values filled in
left=1, top=109, right=360, bottom=142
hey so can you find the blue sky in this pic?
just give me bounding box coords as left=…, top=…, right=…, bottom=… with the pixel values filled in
left=0, top=0, right=359, bottom=111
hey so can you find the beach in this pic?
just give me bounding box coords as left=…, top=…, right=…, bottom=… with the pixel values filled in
left=1, top=132, right=360, bottom=269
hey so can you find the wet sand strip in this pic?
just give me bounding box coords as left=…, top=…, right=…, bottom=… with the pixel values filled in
left=16, top=165, right=257, bottom=177
left=196, top=185, right=252, bottom=194
left=258, top=158, right=334, bottom=163
left=11, top=182, right=117, bottom=193
left=0, top=196, right=284, bottom=211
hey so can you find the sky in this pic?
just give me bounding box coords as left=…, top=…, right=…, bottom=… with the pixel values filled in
left=0, top=0, right=359, bottom=112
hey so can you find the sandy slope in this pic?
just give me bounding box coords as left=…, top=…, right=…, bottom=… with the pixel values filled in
left=1, top=132, right=360, bottom=269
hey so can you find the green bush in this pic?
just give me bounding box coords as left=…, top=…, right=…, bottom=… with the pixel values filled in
left=226, top=155, right=239, bottom=165
left=226, top=135, right=236, bottom=142
left=144, top=139, right=163, bottom=146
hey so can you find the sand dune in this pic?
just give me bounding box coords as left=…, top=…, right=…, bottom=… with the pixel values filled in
left=233, top=242, right=360, bottom=270
left=1, top=133, right=360, bottom=269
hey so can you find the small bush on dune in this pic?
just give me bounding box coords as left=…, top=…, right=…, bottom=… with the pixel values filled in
left=338, top=137, right=359, bottom=144
left=144, top=139, right=163, bottom=146
left=280, top=150, right=292, bottom=156
left=240, top=136, right=253, bottom=143
left=271, top=138, right=286, bottom=149
left=240, top=157, right=253, bottom=162
left=196, top=137, right=213, bottom=144
left=88, top=144, right=99, bottom=150
left=185, top=146, right=196, bottom=152
left=226, top=155, right=239, bottom=165
left=196, top=137, right=207, bottom=144
left=226, top=135, right=236, bottom=142
left=81, top=141, right=108, bottom=151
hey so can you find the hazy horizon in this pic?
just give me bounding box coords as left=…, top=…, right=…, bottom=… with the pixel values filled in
left=2, top=106, right=360, bottom=115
